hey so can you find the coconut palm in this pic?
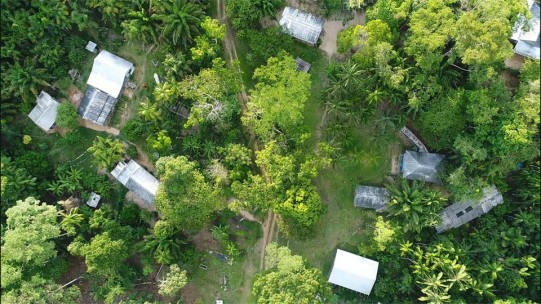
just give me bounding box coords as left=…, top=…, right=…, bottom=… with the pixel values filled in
left=154, top=0, right=205, bottom=48
left=3, top=59, right=50, bottom=102
left=87, top=136, right=125, bottom=170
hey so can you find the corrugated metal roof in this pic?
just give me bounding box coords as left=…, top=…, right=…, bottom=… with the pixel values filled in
left=279, top=7, right=324, bottom=45
left=86, top=192, right=101, bottom=208
left=328, top=249, right=379, bottom=295
left=354, top=185, right=389, bottom=210
left=78, top=86, right=118, bottom=125
left=111, top=160, right=160, bottom=205
left=87, top=50, right=133, bottom=98
left=436, top=186, right=504, bottom=233
left=28, top=91, right=59, bottom=131
left=401, top=150, right=444, bottom=184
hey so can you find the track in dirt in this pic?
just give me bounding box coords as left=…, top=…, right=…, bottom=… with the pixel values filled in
left=216, top=0, right=277, bottom=272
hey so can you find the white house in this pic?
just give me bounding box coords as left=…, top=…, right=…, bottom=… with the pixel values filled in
left=87, top=51, right=134, bottom=99
left=328, top=249, right=379, bottom=295
left=28, top=91, right=60, bottom=132
left=511, top=0, right=540, bottom=60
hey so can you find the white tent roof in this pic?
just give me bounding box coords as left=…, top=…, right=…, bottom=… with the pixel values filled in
left=87, top=51, right=134, bottom=98
left=28, top=91, right=59, bottom=131
left=328, top=249, right=379, bottom=295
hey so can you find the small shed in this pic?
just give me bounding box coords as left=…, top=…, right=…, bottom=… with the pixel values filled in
left=436, top=186, right=504, bottom=233
left=111, top=160, right=160, bottom=205
left=295, top=57, right=311, bottom=72
left=354, top=186, right=389, bottom=211
left=511, top=0, right=540, bottom=60
left=279, top=7, right=325, bottom=46
left=401, top=150, right=445, bottom=184
left=85, top=41, right=98, bottom=53
left=86, top=192, right=101, bottom=208
left=328, top=249, right=379, bottom=295
left=87, top=50, right=134, bottom=99
left=28, top=91, right=60, bottom=132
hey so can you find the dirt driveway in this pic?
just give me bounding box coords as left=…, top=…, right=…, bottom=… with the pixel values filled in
left=319, top=11, right=365, bottom=57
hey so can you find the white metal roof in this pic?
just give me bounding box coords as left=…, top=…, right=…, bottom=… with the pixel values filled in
left=86, top=41, right=97, bottom=53
left=328, top=249, right=379, bottom=295
left=87, top=51, right=134, bottom=98
left=86, top=192, right=101, bottom=208
left=28, top=91, right=59, bottom=131
left=279, top=7, right=324, bottom=45
left=511, top=0, right=540, bottom=60
left=111, top=160, right=160, bottom=205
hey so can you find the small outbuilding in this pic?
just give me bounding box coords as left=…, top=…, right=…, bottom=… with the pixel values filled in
left=85, top=41, right=98, bottom=53
left=111, top=160, right=160, bottom=205
left=28, top=91, right=60, bottom=132
left=436, top=186, right=504, bottom=233
left=328, top=249, right=379, bottom=295
left=354, top=185, right=389, bottom=211
left=279, top=7, right=324, bottom=46
left=86, top=192, right=101, bottom=208
left=510, top=0, right=540, bottom=60
left=295, top=57, right=311, bottom=72
left=401, top=150, right=445, bottom=184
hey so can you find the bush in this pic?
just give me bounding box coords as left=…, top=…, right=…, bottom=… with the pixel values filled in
left=122, top=119, right=148, bottom=142
left=126, top=145, right=138, bottom=159
left=57, top=129, right=84, bottom=147
left=56, top=102, right=80, bottom=129
left=63, top=36, right=88, bottom=67
left=242, top=27, right=293, bottom=68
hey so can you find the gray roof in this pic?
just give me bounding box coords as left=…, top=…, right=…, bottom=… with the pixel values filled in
left=279, top=7, right=324, bottom=45
left=354, top=186, right=389, bottom=211
left=111, top=160, right=160, bottom=205
left=436, top=186, right=504, bottom=233
left=28, top=91, right=60, bottom=131
left=295, top=57, right=311, bottom=72
left=400, top=127, right=428, bottom=152
left=87, top=50, right=134, bottom=98
left=86, top=192, right=101, bottom=208
left=401, top=150, right=444, bottom=184
left=78, top=86, right=118, bottom=125
left=511, top=0, right=540, bottom=60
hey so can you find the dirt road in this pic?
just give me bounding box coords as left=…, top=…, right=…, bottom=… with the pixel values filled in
left=217, top=0, right=277, bottom=272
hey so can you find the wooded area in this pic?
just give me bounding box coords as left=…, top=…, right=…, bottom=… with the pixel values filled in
left=1, top=0, right=539, bottom=303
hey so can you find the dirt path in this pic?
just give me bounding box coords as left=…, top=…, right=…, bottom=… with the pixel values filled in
left=217, top=0, right=277, bottom=272
left=79, top=118, right=120, bottom=135
left=319, top=11, right=365, bottom=57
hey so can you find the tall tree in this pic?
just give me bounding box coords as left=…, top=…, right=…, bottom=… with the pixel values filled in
left=154, top=0, right=205, bottom=48
left=252, top=243, right=331, bottom=303
left=155, top=156, right=224, bottom=232
left=243, top=51, right=311, bottom=140
left=87, top=136, right=125, bottom=170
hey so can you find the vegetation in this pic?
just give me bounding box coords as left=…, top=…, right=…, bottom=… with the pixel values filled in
left=1, top=0, right=539, bottom=302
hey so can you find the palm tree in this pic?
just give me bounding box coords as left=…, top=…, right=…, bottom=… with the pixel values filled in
left=87, top=136, right=125, bottom=170
left=253, top=0, right=283, bottom=19
left=154, top=0, right=205, bottom=48
left=385, top=179, right=447, bottom=233
left=4, top=59, right=51, bottom=102
left=140, top=233, right=187, bottom=265
left=47, top=180, right=64, bottom=197
left=121, top=9, right=159, bottom=44
left=139, top=100, right=161, bottom=122
left=59, top=207, right=85, bottom=236
left=325, top=60, right=364, bottom=100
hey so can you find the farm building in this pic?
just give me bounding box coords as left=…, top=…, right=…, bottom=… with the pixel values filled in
left=354, top=185, right=389, bottom=211
left=401, top=150, right=445, bottom=184
left=28, top=91, right=60, bottom=132
left=111, top=160, right=160, bottom=206
left=400, top=126, right=428, bottom=152
left=279, top=7, right=324, bottom=46
left=510, top=0, right=540, bottom=60
left=436, top=186, right=504, bottom=233
left=328, top=249, right=379, bottom=295
left=295, top=57, right=311, bottom=72
left=79, top=51, right=134, bottom=125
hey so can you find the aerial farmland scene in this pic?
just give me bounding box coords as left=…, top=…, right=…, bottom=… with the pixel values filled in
left=1, top=0, right=540, bottom=303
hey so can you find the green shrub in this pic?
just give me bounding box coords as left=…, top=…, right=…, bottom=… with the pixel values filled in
left=56, top=102, right=80, bottom=129
left=122, top=119, right=148, bottom=141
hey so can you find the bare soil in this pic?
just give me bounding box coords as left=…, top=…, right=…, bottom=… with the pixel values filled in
left=319, top=11, right=365, bottom=57
left=191, top=227, right=221, bottom=252
left=79, top=118, right=120, bottom=136
left=501, top=70, right=520, bottom=91
left=504, top=53, right=525, bottom=70
left=68, top=85, right=83, bottom=108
